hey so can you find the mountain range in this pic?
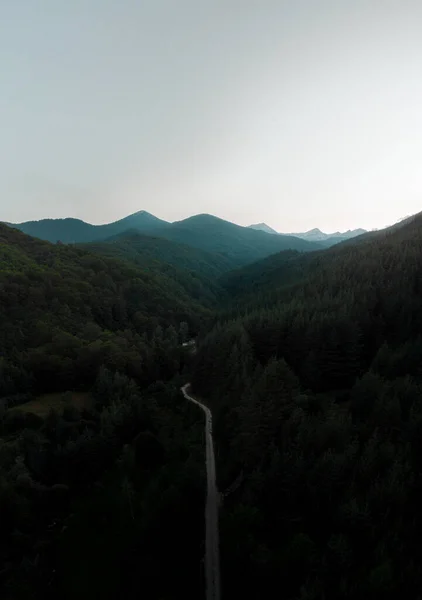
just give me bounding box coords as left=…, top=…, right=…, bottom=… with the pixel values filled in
left=248, top=222, right=367, bottom=244
left=289, top=226, right=367, bottom=242
left=5, top=211, right=368, bottom=267
left=5, top=211, right=325, bottom=268
left=6, top=210, right=170, bottom=244
left=1, top=207, right=422, bottom=599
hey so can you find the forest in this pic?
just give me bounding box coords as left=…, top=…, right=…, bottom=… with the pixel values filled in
left=0, top=223, right=208, bottom=599
left=193, top=212, right=422, bottom=599
left=2, top=213, right=422, bottom=598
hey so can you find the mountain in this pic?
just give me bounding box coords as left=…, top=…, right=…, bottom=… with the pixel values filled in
left=8, top=211, right=367, bottom=254
left=343, top=227, right=367, bottom=238
left=192, top=210, right=422, bottom=599
left=222, top=215, right=422, bottom=303
left=8, top=211, right=323, bottom=266
left=328, top=213, right=422, bottom=250
left=150, top=214, right=322, bottom=266
left=248, top=223, right=279, bottom=235
left=247, top=223, right=368, bottom=247
left=8, top=210, right=170, bottom=244
left=285, top=227, right=367, bottom=243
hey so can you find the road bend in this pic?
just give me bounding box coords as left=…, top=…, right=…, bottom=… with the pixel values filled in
left=181, top=383, right=221, bottom=600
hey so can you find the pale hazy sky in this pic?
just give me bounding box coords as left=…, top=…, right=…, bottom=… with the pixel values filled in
left=1, top=0, right=421, bottom=232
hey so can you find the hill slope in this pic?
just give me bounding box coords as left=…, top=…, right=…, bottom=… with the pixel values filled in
left=192, top=211, right=422, bottom=599
left=222, top=214, right=422, bottom=303
left=87, top=231, right=234, bottom=277
left=220, top=249, right=316, bottom=300
left=0, top=223, right=207, bottom=599
left=82, top=232, right=229, bottom=306
left=0, top=223, right=211, bottom=397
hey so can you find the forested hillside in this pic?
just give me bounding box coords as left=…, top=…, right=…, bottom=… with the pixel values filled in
left=0, top=224, right=214, bottom=397
left=4, top=211, right=422, bottom=599
left=192, top=212, right=422, bottom=599
left=220, top=248, right=316, bottom=301
left=81, top=232, right=230, bottom=306
left=0, top=224, right=209, bottom=599
left=85, top=231, right=233, bottom=278
left=222, top=213, right=422, bottom=305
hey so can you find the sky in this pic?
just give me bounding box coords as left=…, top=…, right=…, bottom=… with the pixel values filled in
left=1, top=0, right=421, bottom=233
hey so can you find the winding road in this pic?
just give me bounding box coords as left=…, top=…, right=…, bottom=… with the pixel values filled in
left=181, top=384, right=221, bottom=600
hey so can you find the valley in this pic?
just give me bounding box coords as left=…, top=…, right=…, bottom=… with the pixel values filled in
left=1, top=211, right=422, bottom=599
left=2, top=2, right=421, bottom=598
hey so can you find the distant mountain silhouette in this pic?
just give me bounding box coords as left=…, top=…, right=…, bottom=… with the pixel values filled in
left=283, top=228, right=366, bottom=248
left=7, top=211, right=169, bottom=244
left=8, top=211, right=323, bottom=267
left=248, top=223, right=279, bottom=235
left=222, top=213, right=422, bottom=302
left=150, top=214, right=322, bottom=266
left=247, top=222, right=367, bottom=246
left=286, top=227, right=367, bottom=243
left=335, top=211, right=422, bottom=248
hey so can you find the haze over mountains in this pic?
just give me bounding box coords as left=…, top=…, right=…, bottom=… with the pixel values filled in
left=6, top=210, right=170, bottom=245
left=248, top=223, right=279, bottom=235
left=6, top=211, right=327, bottom=268
left=289, top=227, right=367, bottom=243
left=248, top=222, right=367, bottom=243
left=5, top=211, right=369, bottom=269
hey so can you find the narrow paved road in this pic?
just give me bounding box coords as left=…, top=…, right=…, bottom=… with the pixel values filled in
left=181, top=384, right=221, bottom=600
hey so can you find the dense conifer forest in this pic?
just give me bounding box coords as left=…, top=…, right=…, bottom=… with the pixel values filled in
left=0, top=224, right=206, bottom=599
left=2, top=213, right=422, bottom=598
left=193, top=212, right=422, bottom=599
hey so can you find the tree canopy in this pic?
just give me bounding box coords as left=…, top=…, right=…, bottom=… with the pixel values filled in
left=192, top=212, right=422, bottom=599
left=3, top=212, right=422, bottom=599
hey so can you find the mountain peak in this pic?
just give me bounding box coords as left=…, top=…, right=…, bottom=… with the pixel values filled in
left=282, top=226, right=368, bottom=244
left=9, top=210, right=170, bottom=244
left=116, top=210, right=167, bottom=223
left=248, top=223, right=279, bottom=235
left=306, top=228, right=324, bottom=235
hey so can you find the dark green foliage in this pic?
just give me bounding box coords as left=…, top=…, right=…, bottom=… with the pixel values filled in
left=192, top=212, right=422, bottom=599
left=5, top=209, right=422, bottom=599
left=0, top=223, right=212, bottom=397
left=0, top=375, right=204, bottom=600
left=81, top=232, right=230, bottom=305
left=86, top=230, right=233, bottom=276
left=0, top=224, right=210, bottom=598
left=220, top=249, right=314, bottom=298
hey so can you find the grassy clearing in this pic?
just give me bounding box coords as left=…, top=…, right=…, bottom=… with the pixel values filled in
left=11, top=392, right=93, bottom=417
